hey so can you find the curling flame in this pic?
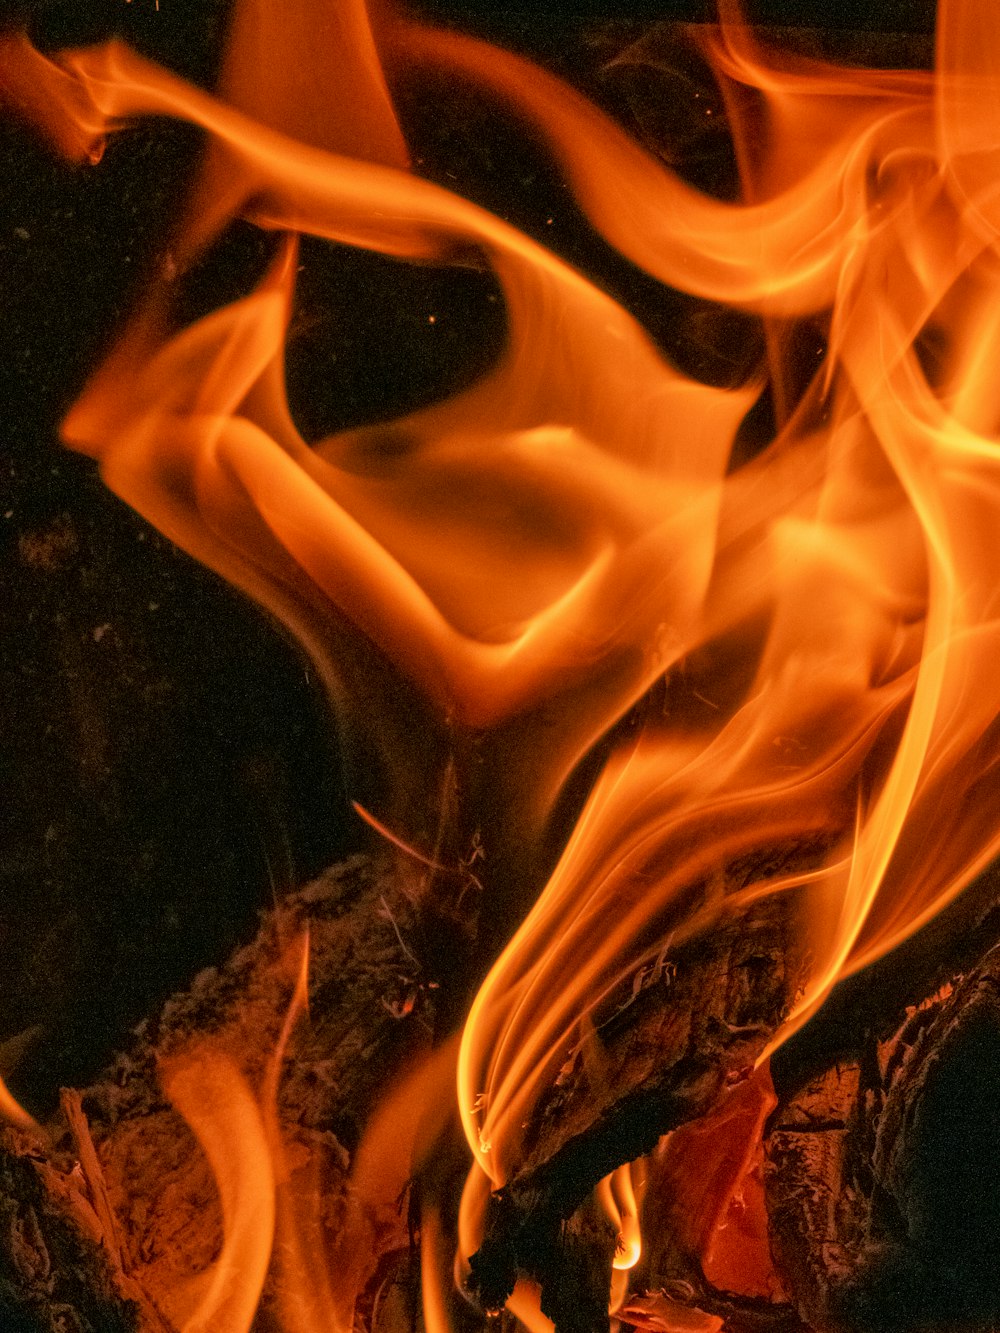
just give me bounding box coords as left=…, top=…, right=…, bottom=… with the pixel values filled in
left=597, top=1162, right=643, bottom=1272
left=161, top=1049, right=275, bottom=1333
left=507, top=1281, right=557, bottom=1333
left=451, top=0, right=1000, bottom=1193
left=600, top=1160, right=645, bottom=1316
left=257, top=934, right=354, bottom=1333
left=0, top=15, right=755, bottom=863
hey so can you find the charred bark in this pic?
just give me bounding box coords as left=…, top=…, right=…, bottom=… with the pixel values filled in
left=3, top=856, right=1000, bottom=1333
left=0, top=853, right=449, bottom=1332
left=468, top=868, right=1000, bottom=1333
left=468, top=891, right=814, bottom=1330
left=0, top=1127, right=144, bottom=1333
left=766, top=942, right=1000, bottom=1333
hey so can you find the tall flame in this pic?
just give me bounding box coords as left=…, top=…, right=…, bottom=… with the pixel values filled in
left=6, top=0, right=1000, bottom=1324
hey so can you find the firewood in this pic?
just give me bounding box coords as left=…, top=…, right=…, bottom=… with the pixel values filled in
left=468, top=888, right=815, bottom=1330
left=0, top=853, right=447, bottom=1332
left=764, top=942, right=1000, bottom=1333
left=0, top=1121, right=160, bottom=1333
left=1, top=850, right=999, bottom=1333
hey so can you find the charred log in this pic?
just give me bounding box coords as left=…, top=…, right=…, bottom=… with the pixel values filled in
left=470, top=878, right=1000, bottom=1333
left=0, top=854, right=444, bottom=1332
left=764, top=942, right=1000, bottom=1333
left=0, top=1127, right=144, bottom=1333
left=468, top=891, right=813, bottom=1331
left=3, top=856, right=1000, bottom=1333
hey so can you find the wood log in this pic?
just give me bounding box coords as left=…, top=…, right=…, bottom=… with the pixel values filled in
left=0, top=853, right=449, bottom=1332
left=765, top=942, right=1000, bottom=1333
left=0, top=852, right=999, bottom=1333
left=0, top=1126, right=143, bottom=1333
left=481, top=875, right=1000, bottom=1333
left=468, top=883, right=816, bottom=1329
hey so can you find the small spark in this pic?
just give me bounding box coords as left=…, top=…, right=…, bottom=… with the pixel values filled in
left=428, top=314, right=437, bottom=324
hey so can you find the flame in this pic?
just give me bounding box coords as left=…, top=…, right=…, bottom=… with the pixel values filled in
left=0, top=16, right=756, bottom=867
left=0, top=1073, right=41, bottom=1135
left=600, top=1160, right=645, bottom=1317
left=597, top=1162, right=644, bottom=1272
left=507, top=1280, right=557, bottom=1333
left=160, top=1048, right=276, bottom=1333
left=158, top=930, right=438, bottom=1333
left=444, top=1, right=1000, bottom=1190
left=7, top=0, right=1000, bottom=1324
left=257, top=935, right=354, bottom=1333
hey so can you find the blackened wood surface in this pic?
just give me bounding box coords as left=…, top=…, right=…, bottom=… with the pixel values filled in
left=81, top=853, right=438, bottom=1326
left=0, top=1129, right=140, bottom=1333
left=765, top=943, right=1000, bottom=1333
left=0, top=854, right=449, bottom=1331
left=469, top=895, right=812, bottom=1329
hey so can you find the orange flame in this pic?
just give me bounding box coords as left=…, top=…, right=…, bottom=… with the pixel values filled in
left=161, top=1048, right=276, bottom=1333
left=0, top=1073, right=41, bottom=1135
left=597, top=1162, right=644, bottom=1273
left=445, top=0, right=1000, bottom=1191
left=256, top=934, right=355, bottom=1333
left=7, top=0, right=1000, bottom=1324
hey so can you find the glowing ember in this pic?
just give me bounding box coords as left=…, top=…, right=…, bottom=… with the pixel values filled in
left=4, top=0, right=1000, bottom=1327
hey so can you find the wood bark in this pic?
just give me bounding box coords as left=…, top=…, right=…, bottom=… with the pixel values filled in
left=468, top=889, right=814, bottom=1328
left=0, top=853, right=445, bottom=1331
left=0, top=1126, right=143, bottom=1333
left=764, top=942, right=1000, bottom=1333
left=1, top=855, right=999, bottom=1333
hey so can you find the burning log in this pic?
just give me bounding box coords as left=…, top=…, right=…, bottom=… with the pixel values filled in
left=469, top=863, right=1000, bottom=1333
left=3, top=854, right=999, bottom=1333
left=469, top=888, right=813, bottom=1327
left=765, top=940, right=1000, bottom=1333
left=0, top=853, right=447, bottom=1332
left=0, top=1124, right=151, bottom=1333
left=0, top=859, right=814, bottom=1333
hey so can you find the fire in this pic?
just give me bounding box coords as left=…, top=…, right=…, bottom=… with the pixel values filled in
left=5, top=0, right=1000, bottom=1326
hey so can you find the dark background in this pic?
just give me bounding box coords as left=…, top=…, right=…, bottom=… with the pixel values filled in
left=0, top=0, right=945, bottom=1112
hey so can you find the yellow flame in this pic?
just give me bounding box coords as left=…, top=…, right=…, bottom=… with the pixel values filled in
left=598, top=1162, right=643, bottom=1272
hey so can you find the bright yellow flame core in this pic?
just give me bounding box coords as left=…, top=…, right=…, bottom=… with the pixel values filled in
left=5, top=0, right=1000, bottom=1325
